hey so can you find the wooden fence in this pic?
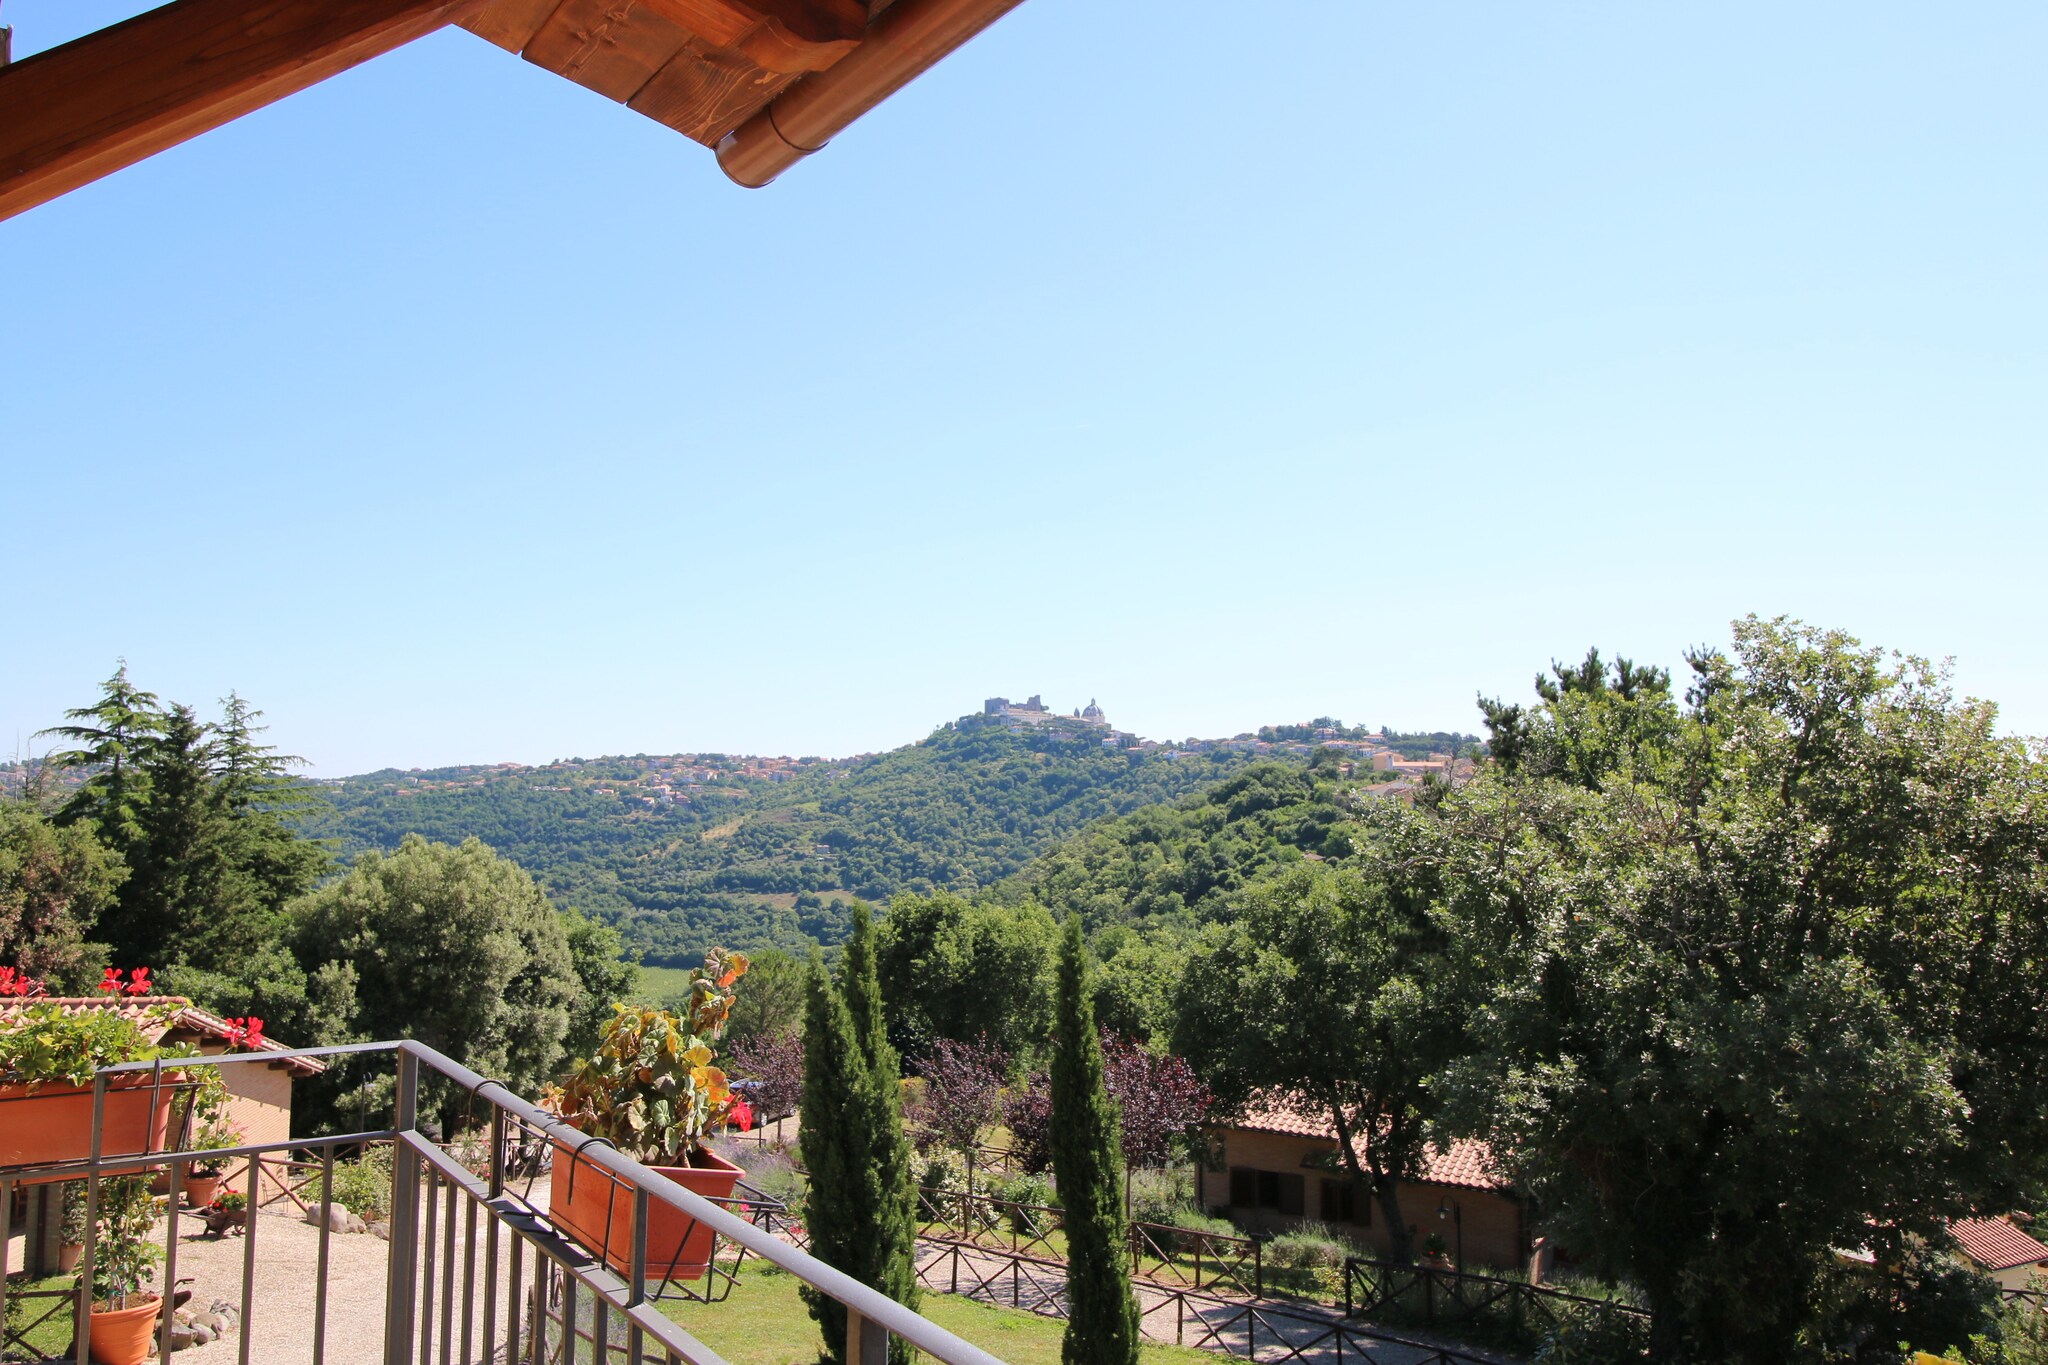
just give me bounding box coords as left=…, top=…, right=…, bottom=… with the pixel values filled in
left=1342, top=1257, right=1649, bottom=1356
left=913, top=1187, right=1266, bottom=1297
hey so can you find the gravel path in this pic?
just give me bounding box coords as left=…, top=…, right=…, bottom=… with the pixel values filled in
left=163, top=1203, right=392, bottom=1365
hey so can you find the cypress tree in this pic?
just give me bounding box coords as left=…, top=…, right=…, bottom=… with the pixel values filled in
left=1050, top=916, right=1141, bottom=1365
left=841, top=901, right=890, bottom=1072
left=800, top=931, right=921, bottom=1365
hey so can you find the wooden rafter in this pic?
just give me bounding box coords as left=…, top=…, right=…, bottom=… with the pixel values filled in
left=0, top=0, right=479, bottom=223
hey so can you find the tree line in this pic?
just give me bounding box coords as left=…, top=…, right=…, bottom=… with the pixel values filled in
left=0, top=665, right=634, bottom=1126
left=752, top=620, right=2048, bottom=1365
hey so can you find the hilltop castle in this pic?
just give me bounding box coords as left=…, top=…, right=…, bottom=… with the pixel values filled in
left=983, top=695, right=1109, bottom=727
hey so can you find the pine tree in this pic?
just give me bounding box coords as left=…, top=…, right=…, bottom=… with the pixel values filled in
left=38, top=661, right=162, bottom=847
left=210, top=692, right=330, bottom=912
left=1051, top=916, right=1141, bottom=1365
left=800, top=921, right=920, bottom=1365
left=114, top=704, right=251, bottom=971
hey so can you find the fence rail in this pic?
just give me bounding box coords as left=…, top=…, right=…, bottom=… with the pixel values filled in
left=916, top=1240, right=1499, bottom=1365
left=1342, top=1257, right=1649, bottom=1356
left=913, top=1188, right=1265, bottom=1297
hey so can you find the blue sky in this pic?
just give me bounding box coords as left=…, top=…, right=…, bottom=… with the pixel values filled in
left=4, top=2, right=2044, bottom=774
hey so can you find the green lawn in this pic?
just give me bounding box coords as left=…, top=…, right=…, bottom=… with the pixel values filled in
left=3, top=1274, right=81, bottom=1358
left=634, top=964, right=697, bottom=1004
left=660, top=1263, right=1211, bottom=1365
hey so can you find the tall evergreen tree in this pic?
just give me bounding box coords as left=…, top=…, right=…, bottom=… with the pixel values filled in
left=841, top=902, right=889, bottom=1072
left=1050, top=916, right=1141, bottom=1365
left=210, top=692, right=331, bottom=908
left=800, top=916, right=920, bottom=1365
left=38, top=661, right=162, bottom=847
left=111, top=704, right=251, bottom=969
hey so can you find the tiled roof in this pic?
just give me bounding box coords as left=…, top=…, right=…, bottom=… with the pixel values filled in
left=1, top=995, right=324, bottom=1076
left=1224, top=1095, right=1506, bottom=1192
left=1950, top=1217, right=2048, bottom=1272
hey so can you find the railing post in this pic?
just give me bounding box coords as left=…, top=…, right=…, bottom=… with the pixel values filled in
left=627, top=1187, right=650, bottom=1362
left=847, top=1305, right=890, bottom=1365
left=385, top=1048, right=421, bottom=1365
left=0, top=1177, right=11, bottom=1337
left=75, top=1073, right=107, bottom=1365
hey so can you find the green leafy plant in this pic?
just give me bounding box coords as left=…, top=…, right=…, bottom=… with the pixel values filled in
left=541, top=948, right=749, bottom=1166
left=58, top=1181, right=90, bottom=1246
left=328, top=1145, right=394, bottom=1220
left=89, top=1175, right=164, bottom=1309
left=208, top=1189, right=248, bottom=1216
left=0, top=1002, right=179, bottom=1089
left=186, top=1091, right=243, bottom=1176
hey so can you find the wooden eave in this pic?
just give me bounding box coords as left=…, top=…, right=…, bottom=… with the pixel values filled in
left=0, top=0, right=1022, bottom=223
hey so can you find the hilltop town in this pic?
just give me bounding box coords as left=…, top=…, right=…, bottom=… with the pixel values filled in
left=254, top=695, right=1473, bottom=809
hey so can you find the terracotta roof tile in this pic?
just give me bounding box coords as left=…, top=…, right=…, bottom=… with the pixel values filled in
left=1225, top=1095, right=1507, bottom=1192
left=1951, top=1218, right=2048, bottom=1272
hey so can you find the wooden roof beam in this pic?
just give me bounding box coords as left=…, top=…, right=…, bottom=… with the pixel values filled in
left=0, top=0, right=479, bottom=224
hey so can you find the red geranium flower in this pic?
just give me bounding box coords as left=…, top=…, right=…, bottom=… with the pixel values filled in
left=0, top=967, right=44, bottom=998
left=223, top=1017, right=266, bottom=1050
left=99, top=967, right=154, bottom=997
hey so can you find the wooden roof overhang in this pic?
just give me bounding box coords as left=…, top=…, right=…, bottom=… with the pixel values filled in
left=0, top=0, right=1023, bottom=223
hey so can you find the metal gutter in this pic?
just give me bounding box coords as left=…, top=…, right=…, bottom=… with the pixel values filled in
left=716, top=0, right=1026, bottom=187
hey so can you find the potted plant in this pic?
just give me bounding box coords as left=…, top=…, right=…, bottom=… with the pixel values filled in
left=86, top=1174, right=165, bottom=1365
left=1421, top=1231, right=1453, bottom=1269
left=181, top=1105, right=242, bottom=1209
left=57, top=1181, right=90, bottom=1272
left=541, top=949, right=750, bottom=1280
left=201, top=1189, right=249, bottom=1237
left=0, top=1000, right=190, bottom=1181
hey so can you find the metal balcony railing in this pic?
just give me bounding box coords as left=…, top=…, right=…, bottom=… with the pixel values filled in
left=0, top=1040, right=1010, bottom=1365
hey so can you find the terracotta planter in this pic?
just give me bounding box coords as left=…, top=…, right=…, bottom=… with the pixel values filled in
left=58, top=1242, right=84, bottom=1273
left=548, top=1142, right=743, bottom=1281
left=183, top=1172, right=224, bottom=1207
left=0, top=1076, right=182, bottom=1182
left=87, top=1292, right=161, bottom=1365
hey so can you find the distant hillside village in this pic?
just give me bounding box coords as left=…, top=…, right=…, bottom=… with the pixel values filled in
left=1, top=694, right=1476, bottom=809
left=979, top=693, right=1469, bottom=796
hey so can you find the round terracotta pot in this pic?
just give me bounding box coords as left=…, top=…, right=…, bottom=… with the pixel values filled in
left=87, top=1292, right=161, bottom=1365
left=58, top=1242, right=83, bottom=1273
left=183, top=1173, right=223, bottom=1207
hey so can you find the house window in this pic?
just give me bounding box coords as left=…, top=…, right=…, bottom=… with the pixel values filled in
left=1228, top=1168, right=1304, bottom=1215
left=1321, top=1180, right=1366, bottom=1225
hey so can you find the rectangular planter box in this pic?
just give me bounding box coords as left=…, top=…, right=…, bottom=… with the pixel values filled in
left=547, top=1142, right=743, bottom=1281
left=0, top=1076, right=184, bottom=1182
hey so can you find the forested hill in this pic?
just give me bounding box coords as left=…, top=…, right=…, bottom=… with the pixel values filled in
left=296, top=715, right=1297, bottom=963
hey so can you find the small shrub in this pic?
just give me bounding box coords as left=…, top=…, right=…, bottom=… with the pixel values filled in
left=329, top=1145, right=395, bottom=1221
left=1168, top=1206, right=1238, bottom=1237
left=1129, top=1166, right=1203, bottom=1228
left=738, top=1145, right=806, bottom=1209
left=918, top=1154, right=962, bottom=1195
left=1265, top=1222, right=1350, bottom=1270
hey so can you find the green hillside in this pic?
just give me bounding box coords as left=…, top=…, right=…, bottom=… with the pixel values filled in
left=990, top=759, right=1355, bottom=929
left=297, top=715, right=1286, bottom=962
